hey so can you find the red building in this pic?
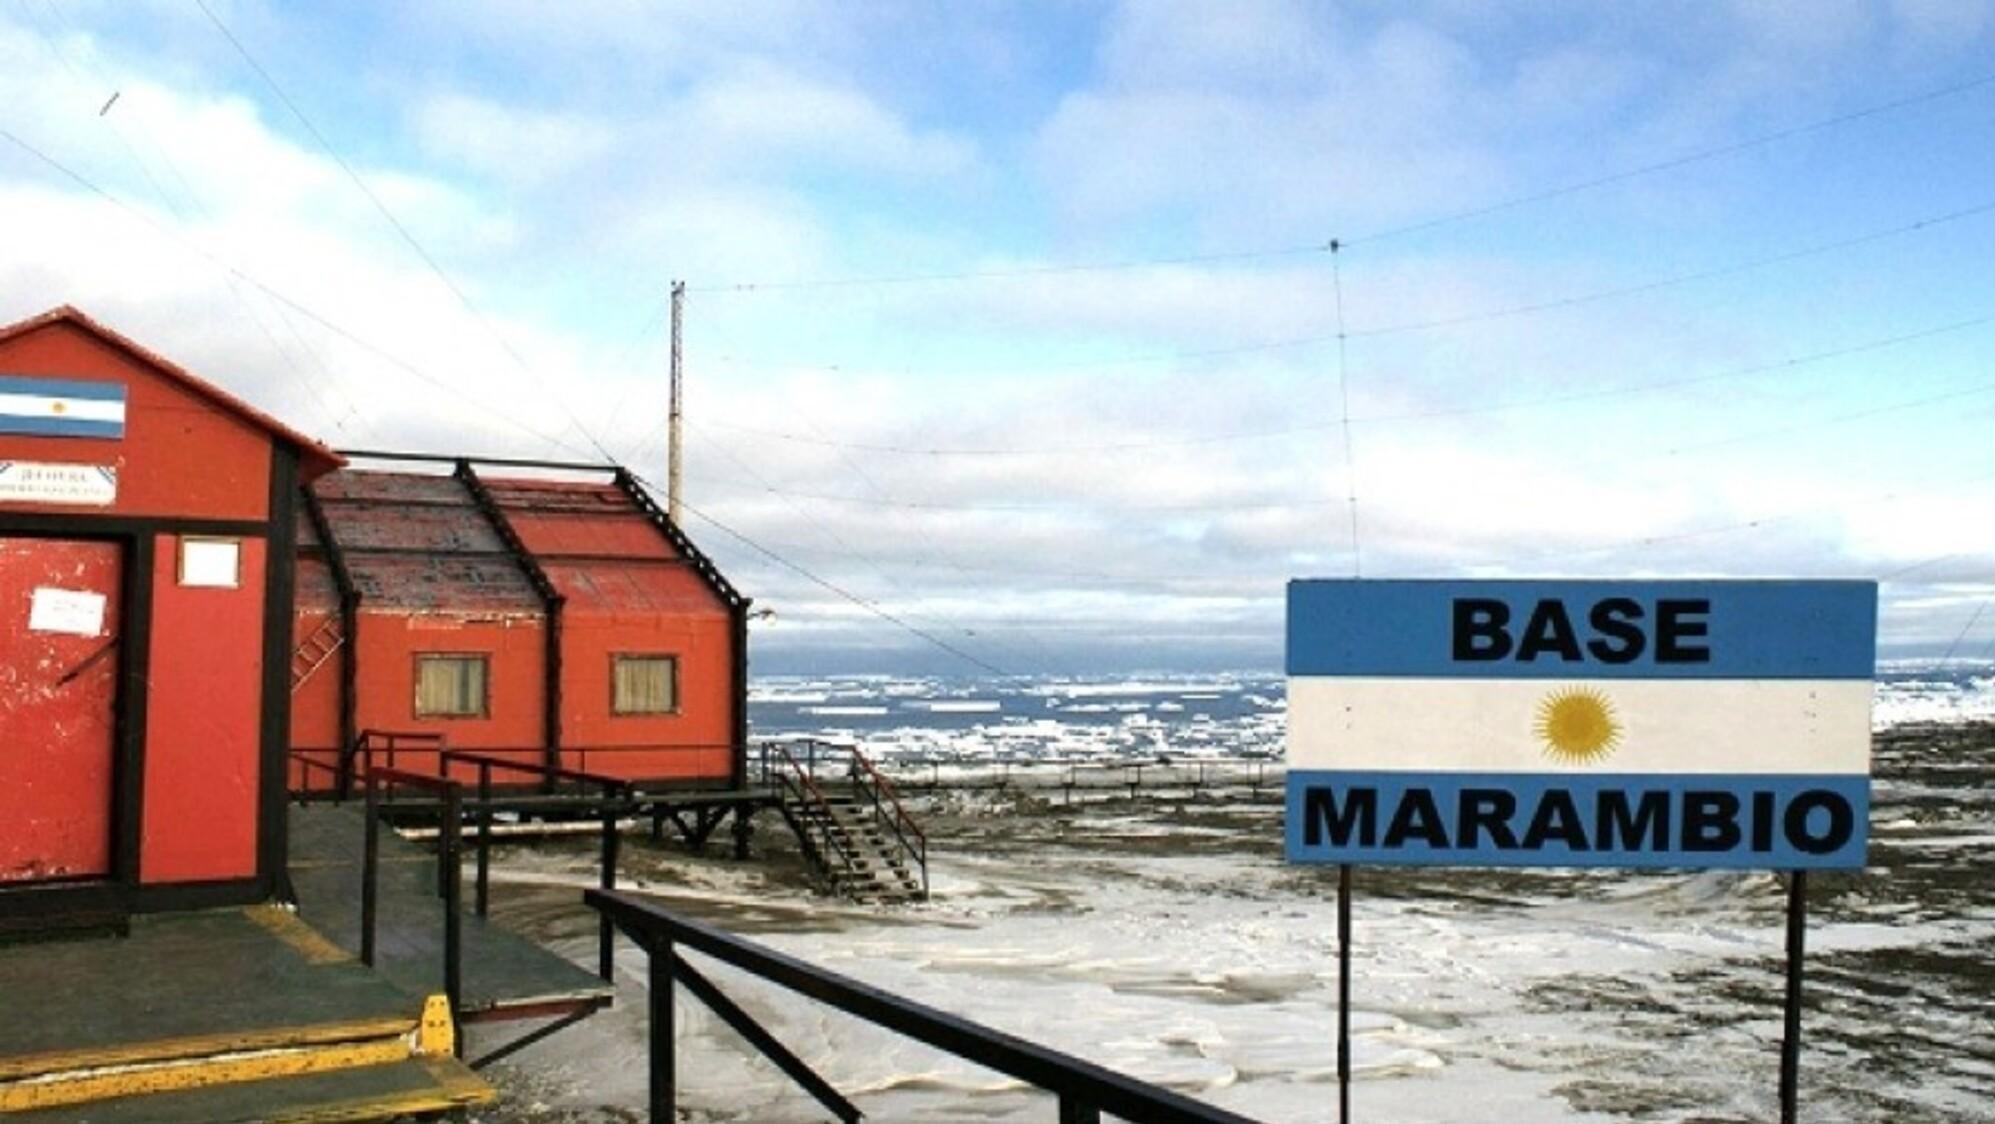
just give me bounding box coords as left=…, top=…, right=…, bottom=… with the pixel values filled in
left=289, top=455, right=749, bottom=791
left=0, top=306, right=341, bottom=928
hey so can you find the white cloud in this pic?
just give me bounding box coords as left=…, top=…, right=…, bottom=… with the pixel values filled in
left=411, top=94, right=617, bottom=186
left=3, top=2, right=1992, bottom=670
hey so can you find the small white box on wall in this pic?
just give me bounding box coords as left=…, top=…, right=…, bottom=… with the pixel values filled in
left=179, top=536, right=241, bottom=588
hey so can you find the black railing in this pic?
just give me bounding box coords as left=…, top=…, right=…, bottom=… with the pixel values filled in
left=849, top=747, right=927, bottom=898
left=773, top=747, right=1283, bottom=802
left=288, top=738, right=750, bottom=801
left=587, top=889, right=1258, bottom=1124
left=439, top=749, right=630, bottom=981
left=361, top=766, right=464, bottom=1056
left=763, top=743, right=865, bottom=892
left=287, top=749, right=341, bottom=797
left=762, top=742, right=925, bottom=902
left=761, top=740, right=928, bottom=899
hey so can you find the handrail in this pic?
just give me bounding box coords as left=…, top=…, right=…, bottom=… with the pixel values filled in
left=587, top=889, right=1259, bottom=1123
left=439, top=749, right=631, bottom=793
left=438, top=749, right=629, bottom=981
left=348, top=729, right=447, bottom=789
left=362, top=766, right=464, bottom=1056
left=288, top=750, right=340, bottom=798
left=765, top=744, right=865, bottom=890
left=764, top=740, right=928, bottom=900
left=847, top=745, right=928, bottom=898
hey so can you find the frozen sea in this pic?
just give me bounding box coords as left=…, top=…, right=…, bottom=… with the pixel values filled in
left=474, top=665, right=1995, bottom=1122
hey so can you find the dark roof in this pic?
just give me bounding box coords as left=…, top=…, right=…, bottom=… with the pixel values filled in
left=488, top=478, right=735, bottom=620
left=0, top=305, right=343, bottom=480
left=299, top=463, right=743, bottom=621
left=302, top=469, right=542, bottom=614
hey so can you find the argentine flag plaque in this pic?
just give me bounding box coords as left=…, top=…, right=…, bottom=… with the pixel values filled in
left=1285, top=580, right=1876, bottom=870
left=0, top=375, right=127, bottom=439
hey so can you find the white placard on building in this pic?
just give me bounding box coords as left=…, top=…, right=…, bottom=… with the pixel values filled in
left=0, top=461, right=118, bottom=506
left=179, top=537, right=242, bottom=588
left=29, top=587, right=107, bottom=636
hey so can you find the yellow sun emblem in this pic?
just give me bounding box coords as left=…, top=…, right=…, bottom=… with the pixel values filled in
left=1534, top=686, right=1622, bottom=764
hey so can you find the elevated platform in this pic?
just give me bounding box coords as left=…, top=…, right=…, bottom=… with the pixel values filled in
left=0, top=907, right=490, bottom=1120
left=288, top=803, right=615, bottom=1022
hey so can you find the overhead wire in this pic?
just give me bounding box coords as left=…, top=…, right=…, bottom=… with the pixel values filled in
left=683, top=192, right=1995, bottom=388
left=629, top=475, right=1014, bottom=677
left=686, top=68, right=1995, bottom=293
left=0, top=106, right=1038, bottom=678
left=1482, top=460, right=1995, bottom=570
left=13, top=19, right=1994, bottom=661
left=1940, top=598, right=1990, bottom=663
left=607, top=368, right=1057, bottom=671
left=688, top=307, right=1995, bottom=458
left=1347, top=199, right=1995, bottom=340
left=182, top=4, right=1043, bottom=679
left=192, top=0, right=605, bottom=462
left=18, top=0, right=372, bottom=438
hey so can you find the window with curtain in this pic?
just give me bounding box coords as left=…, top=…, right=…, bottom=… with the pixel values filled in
left=414, top=654, right=489, bottom=717
left=612, top=655, right=678, bottom=715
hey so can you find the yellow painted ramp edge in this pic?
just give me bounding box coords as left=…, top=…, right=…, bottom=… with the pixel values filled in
left=0, top=1036, right=413, bottom=1112
left=0, top=1016, right=416, bottom=1084
left=261, top=1059, right=496, bottom=1124
left=0, top=993, right=487, bottom=1116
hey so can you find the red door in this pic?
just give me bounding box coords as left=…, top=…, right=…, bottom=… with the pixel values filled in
left=0, top=537, right=122, bottom=883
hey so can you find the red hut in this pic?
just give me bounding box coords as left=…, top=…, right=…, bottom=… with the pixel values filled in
left=0, top=306, right=340, bottom=930
left=289, top=455, right=748, bottom=792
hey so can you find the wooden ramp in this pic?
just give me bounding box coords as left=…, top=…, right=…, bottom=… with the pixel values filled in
left=0, top=907, right=490, bottom=1121
left=288, top=803, right=615, bottom=1022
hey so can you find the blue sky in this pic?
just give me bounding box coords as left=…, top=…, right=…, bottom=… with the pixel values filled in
left=2, top=1, right=1993, bottom=673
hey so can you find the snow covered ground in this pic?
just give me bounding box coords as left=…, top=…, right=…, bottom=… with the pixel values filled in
left=467, top=671, right=1994, bottom=1122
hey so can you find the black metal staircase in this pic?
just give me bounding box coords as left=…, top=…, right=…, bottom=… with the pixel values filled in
left=765, top=742, right=927, bottom=902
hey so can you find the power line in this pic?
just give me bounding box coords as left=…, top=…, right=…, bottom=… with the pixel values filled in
left=1940, top=598, right=1991, bottom=662
left=690, top=308, right=1995, bottom=457
left=1345, top=70, right=1995, bottom=247
left=1348, top=199, right=1995, bottom=340
left=0, top=117, right=1031, bottom=678
left=671, top=357, right=1995, bottom=522
left=698, top=309, right=1086, bottom=673
left=193, top=0, right=595, bottom=461
left=689, top=193, right=1995, bottom=384
left=1487, top=460, right=1995, bottom=569
left=20, top=0, right=371, bottom=438
left=1358, top=311, right=1995, bottom=423
left=686, top=69, right=1995, bottom=293
left=686, top=421, right=1037, bottom=668
left=690, top=242, right=1331, bottom=295
left=630, top=475, right=1014, bottom=677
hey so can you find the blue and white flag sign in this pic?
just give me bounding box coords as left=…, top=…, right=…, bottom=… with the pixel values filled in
left=1285, top=580, right=1877, bottom=870
left=0, top=376, right=127, bottom=439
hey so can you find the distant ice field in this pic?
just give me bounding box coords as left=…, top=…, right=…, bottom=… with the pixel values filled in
left=747, top=664, right=1995, bottom=765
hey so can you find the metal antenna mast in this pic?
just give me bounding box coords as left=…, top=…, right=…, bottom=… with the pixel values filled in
left=668, top=279, right=685, bottom=525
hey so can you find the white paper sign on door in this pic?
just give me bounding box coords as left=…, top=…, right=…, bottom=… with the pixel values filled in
left=28, top=587, right=106, bottom=636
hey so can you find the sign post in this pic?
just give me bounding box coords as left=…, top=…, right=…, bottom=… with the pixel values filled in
left=1285, top=579, right=1876, bottom=1121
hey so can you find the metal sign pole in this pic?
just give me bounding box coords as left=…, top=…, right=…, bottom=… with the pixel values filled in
left=1778, top=870, right=1807, bottom=1124
left=1338, top=862, right=1352, bottom=1124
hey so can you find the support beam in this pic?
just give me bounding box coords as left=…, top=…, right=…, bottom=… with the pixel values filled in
left=673, top=956, right=861, bottom=1123
left=301, top=481, right=361, bottom=797
left=456, top=461, right=566, bottom=778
